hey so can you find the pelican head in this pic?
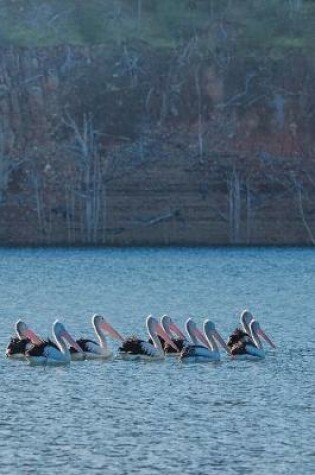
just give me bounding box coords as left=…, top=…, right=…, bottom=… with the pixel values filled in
left=161, top=315, right=185, bottom=339
left=203, top=320, right=216, bottom=333
left=185, top=318, right=209, bottom=347
left=53, top=320, right=84, bottom=353
left=240, top=309, right=254, bottom=326
left=203, top=319, right=231, bottom=353
left=146, top=315, right=179, bottom=351
left=15, top=320, right=42, bottom=345
left=239, top=310, right=255, bottom=335
left=15, top=320, right=27, bottom=338
left=250, top=320, right=276, bottom=349
left=92, top=314, right=124, bottom=341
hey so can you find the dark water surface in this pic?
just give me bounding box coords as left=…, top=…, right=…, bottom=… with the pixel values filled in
left=0, top=247, right=314, bottom=474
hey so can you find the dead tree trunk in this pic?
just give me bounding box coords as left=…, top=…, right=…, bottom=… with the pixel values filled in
left=245, top=178, right=252, bottom=244
left=0, top=124, right=10, bottom=204
left=194, top=65, right=204, bottom=163
left=291, top=172, right=315, bottom=245
left=137, top=0, right=142, bottom=31
left=63, top=112, right=105, bottom=244
left=228, top=168, right=241, bottom=244
left=31, top=168, right=46, bottom=241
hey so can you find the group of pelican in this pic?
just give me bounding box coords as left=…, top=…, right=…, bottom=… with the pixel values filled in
left=5, top=310, right=276, bottom=366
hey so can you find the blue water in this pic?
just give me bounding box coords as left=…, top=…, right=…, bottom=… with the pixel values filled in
left=0, top=247, right=314, bottom=474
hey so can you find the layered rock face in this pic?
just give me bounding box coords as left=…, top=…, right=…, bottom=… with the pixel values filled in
left=0, top=45, right=315, bottom=245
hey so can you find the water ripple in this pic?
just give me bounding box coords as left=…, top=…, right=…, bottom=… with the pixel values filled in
left=0, top=247, right=314, bottom=474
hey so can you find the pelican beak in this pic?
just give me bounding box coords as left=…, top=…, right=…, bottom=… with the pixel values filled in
left=213, top=330, right=232, bottom=354
left=23, top=329, right=43, bottom=346
left=60, top=330, right=84, bottom=353
left=257, top=328, right=276, bottom=349
left=156, top=324, right=179, bottom=352
left=192, top=327, right=210, bottom=348
left=169, top=322, right=186, bottom=339
left=100, top=321, right=124, bottom=342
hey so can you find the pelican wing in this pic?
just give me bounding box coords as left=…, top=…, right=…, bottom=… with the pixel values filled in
left=227, top=327, right=249, bottom=348
left=230, top=340, right=251, bottom=356
left=6, top=337, right=29, bottom=356
left=26, top=341, right=48, bottom=356
left=71, top=338, right=97, bottom=353
left=231, top=340, right=265, bottom=358
left=119, top=338, right=158, bottom=356
left=43, top=345, right=63, bottom=360
left=83, top=340, right=104, bottom=354
left=26, top=340, right=58, bottom=357
left=244, top=343, right=265, bottom=358
left=164, top=337, right=185, bottom=353
left=138, top=341, right=159, bottom=357
left=119, top=336, right=141, bottom=354
left=181, top=344, right=210, bottom=358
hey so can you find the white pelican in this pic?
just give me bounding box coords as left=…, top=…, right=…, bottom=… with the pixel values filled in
left=118, top=315, right=179, bottom=360
left=6, top=320, right=43, bottom=359
left=25, top=320, right=84, bottom=365
left=227, top=309, right=254, bottom=350
left=230, top=319, right=276, bottom=358
left=70, top=314, right=124, bottom=360
left=180, top=320, right=229, bottom=362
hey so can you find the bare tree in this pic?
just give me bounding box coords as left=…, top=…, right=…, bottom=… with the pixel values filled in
left=27, top=153, right=54, bottom=244
left=63, top=112, right=105, bottom=244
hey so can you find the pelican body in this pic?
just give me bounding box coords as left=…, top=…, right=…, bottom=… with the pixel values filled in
left=6, top=320, right=43, bottom=359
left=180, top=320, right=230, bottom=362
left=230, top=320, right=276, bottom=358
left=227, top=310, right=254, bottom=350
left=70, top=314, right=124, bottom=360
left=26, top=321, right=84, bottom=366
left=118, top=315, right=179, bottom=360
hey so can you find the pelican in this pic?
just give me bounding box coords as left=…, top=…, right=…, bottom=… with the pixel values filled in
left=118, top=315, right=179, bottom=360
left=25, top=320, right=84, bottom=365
left=6, top=320, right=43, bottom=359
left=70, top=314, right=124, bottom=360
left=230, top=319, right=276, bottom=358
left=227, top=309, right=254, bottom=350
left=150, top=315, right=186, bottom=355
left=180, top=319, right=230, bottom=362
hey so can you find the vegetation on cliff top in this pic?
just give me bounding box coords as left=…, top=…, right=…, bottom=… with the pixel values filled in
left=0, top=0, right=314, bottom=55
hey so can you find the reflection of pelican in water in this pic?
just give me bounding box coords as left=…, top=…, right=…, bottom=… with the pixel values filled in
left=118, top=315, right=178, bottom=360
left=181, top=320, right=230, bottom=362
left=230, top=319, right=276, bottom=358
left=70, top=314, right=124, bottom=360
left=26, top=321, right=84, bottom=365
left=6, top=320, right=43, bottom=359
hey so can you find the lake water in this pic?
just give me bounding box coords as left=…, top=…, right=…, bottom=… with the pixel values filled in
left=0, top=247, right=314, bottom=474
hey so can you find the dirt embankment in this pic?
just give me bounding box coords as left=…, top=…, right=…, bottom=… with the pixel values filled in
left=0, top=44, right=315, bottom=245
